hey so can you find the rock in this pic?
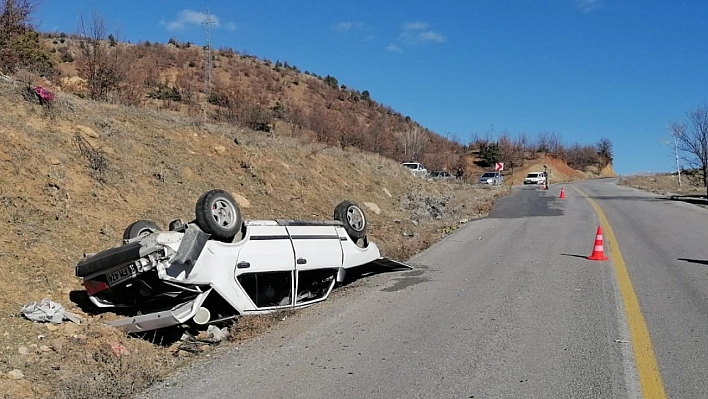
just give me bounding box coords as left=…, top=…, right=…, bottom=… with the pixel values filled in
left=63, top=323, right=79, bottom=335
left=383, top=188, right=392, bottom=197
left=46, top=324, right=59, bottom=332
left=212, top=145, right=227, bottom=155
left=51, top=338, right=66, bottom=351
left=232, top=193, right=251, bottom=208
left=7, top=369, right=24, bottom=380
left=39, top=345, right=51, bottom=352
left=76, top=125, right=99, bottom=139
left=18, top=346, right=28, bottom=355
left=363, top=202, right=380, bottom=215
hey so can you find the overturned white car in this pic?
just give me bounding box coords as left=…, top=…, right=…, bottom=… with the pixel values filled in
left=76, top=190, right=409, bottom=333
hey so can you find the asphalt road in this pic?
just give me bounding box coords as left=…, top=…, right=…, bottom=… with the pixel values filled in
left=140, top=179, right=708, bottom=399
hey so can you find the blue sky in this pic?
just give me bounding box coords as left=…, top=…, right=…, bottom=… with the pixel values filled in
left=34, top=0, right=708, bottom=175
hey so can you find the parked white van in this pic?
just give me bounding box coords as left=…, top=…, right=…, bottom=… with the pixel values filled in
left=523, top=172, right=547, bottom=185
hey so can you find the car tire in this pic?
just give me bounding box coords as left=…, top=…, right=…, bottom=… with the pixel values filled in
left=333, top=201, right=367, bottom=241
left=122, top=220, right=161, bottom=241
left=195, top=189, right=242, bottom=242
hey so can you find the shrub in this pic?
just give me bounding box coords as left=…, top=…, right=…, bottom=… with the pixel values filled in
left=245, top=105, right=274, bottom=132
left=147, top=85, right=182, bottom=101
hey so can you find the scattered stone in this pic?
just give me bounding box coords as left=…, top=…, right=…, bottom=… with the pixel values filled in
left=39, top=345, right=51, bottom=352
left=51, top=338, right=66, bottom=351
left=212, top=145, right=226, bottom=155
left=232, top=193, right=251, bottom=208
left=76, top=125, right=99, bottom=139
left=459, top=218, right=469, bottom=224
left=383, top=188, right=392, bottom=197
left=363, top=202, right=380, bottom=215
left=62, top=323, right=79, bottom=335
left=45, top=324, right=59, bottom=332
left=18, top=346, right=29, bottom=355
left=7, top=369, right=24, bottom=380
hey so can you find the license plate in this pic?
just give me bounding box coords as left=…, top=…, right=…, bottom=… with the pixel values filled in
left=107, top=263, right=139, bottom=286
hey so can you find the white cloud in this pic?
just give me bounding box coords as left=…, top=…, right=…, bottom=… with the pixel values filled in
left=575, top=0, right=601, bottom=12
left=163, top=9, right=239, bottom=31
left=332, top=21, right=371, bottom=34
left=403, top=22, right=429, bottom=31
left=386, top=44, right=402, bottom=53
left=394, top=21, right=446, bottom=48
left=418, top=30, right=445, bottom=43
left=332, top=22, right=354, bottom=32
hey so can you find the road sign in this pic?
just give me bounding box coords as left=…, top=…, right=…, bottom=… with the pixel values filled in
left=495, top=162, right=504, bottom=171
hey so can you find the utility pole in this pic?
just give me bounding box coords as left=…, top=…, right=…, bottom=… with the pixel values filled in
left=202, top=8, right=215, bottom=96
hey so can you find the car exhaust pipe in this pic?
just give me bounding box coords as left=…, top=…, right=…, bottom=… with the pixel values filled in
left=193, top=307, right=211, bottom=325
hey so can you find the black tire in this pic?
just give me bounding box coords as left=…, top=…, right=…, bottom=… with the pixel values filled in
left=122, top=220, right=161, bottom=241
left=195, top=190, right=242, bottom=242
left=333, top=201, right=367, bottom=240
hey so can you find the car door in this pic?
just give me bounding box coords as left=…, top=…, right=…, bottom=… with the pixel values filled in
left=233, top=222, right=296, bottom=311
left=285, top=223, right=343, bottom=305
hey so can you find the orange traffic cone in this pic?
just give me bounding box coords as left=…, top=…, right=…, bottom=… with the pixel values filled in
left=587, top=225, right=609, bottom=261
left=559, top=187, right=565, bottom=199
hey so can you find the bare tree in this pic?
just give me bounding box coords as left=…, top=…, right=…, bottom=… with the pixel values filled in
left=666, top=122, right=683, bottom=187
left=399, top=126, right=427, bottom=161
left=76, top=11, right=127, bottom=101
left=671, top=104, right=708, bottom=195
left=595, top=137, right=613, bottom=167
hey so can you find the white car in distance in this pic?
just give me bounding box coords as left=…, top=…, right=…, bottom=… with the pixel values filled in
left=401, top=162, right=428, bottom=176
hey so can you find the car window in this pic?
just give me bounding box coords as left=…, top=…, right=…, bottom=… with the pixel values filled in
left=482, top=172, right=496, bottom=177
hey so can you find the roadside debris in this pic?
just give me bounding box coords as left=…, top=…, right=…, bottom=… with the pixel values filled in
left=20, top=299, right=82, bottom=324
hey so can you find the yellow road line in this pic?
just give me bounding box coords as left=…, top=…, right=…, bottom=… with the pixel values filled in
left=576, top=187, right=667, bottom=399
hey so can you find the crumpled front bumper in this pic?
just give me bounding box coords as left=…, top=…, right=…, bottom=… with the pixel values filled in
left=106, top=290, right=211, bottom=333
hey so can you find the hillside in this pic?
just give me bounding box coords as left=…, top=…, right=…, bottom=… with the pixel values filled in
left=0, top=75, right=516, bottom=398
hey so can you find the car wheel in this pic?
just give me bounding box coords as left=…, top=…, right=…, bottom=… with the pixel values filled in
left=122, top=220, right=161, bottom=241
left=195, top=189, right=242, bottom=242
left=333, top=201, right=367, bottom=240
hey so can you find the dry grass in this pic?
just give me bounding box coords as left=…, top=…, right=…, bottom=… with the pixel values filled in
left=0, top=78, right=511, bottom=398
left=618, top=172, right=706, bottom=197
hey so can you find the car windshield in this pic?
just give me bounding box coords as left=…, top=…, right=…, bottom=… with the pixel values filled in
left=482, top=173, right=496, bottom=177
left=403, top=163, right=417, bottom=169
left=526, top=173, right=538, bottom=178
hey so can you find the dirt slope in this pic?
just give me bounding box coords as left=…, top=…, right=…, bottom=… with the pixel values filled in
left=0, top=73, right=616, bottom=397
left=0, top=78, right=509, bottom=398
